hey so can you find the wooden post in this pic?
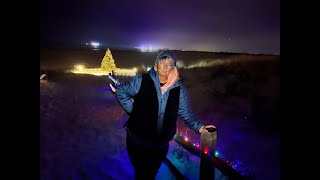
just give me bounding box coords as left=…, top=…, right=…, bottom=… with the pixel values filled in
left=200, top=127, right=217, bottom=180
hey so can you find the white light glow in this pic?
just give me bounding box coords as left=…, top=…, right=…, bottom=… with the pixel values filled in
left=75, top=64, right=85, bottom=70
left=90, top=41, right=100, bottom=49
left=70, top=67, right=137, bottom=77
left=136, top=44, right=159, bottom=52
left=91, top=42, right=100, bottom=46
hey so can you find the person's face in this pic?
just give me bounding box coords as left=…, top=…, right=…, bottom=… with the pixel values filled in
left=157, top=58, right=175, bottom=78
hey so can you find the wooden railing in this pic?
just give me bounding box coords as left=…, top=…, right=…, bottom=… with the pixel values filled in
left=163, top=130, right=249, bottom=180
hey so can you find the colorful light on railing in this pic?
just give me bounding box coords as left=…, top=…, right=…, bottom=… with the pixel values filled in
left=203, top=147, right=209, bottom=154
left=214, top=151, right=219, bottom=157
left=178, top=134, right=217, bottom=156
left=175, top=133, right=251, bottom=176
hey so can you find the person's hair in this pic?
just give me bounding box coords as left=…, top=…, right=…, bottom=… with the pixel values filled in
left=159, top=56, right=170, bottom=60
left=158, top=56, right=175, bottom=66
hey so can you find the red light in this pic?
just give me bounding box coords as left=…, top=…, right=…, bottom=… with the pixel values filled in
left=204, top=147, right=208, bottom=154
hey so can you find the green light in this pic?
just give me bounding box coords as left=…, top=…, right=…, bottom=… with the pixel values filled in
left=214, top=151, right=219, bottom=156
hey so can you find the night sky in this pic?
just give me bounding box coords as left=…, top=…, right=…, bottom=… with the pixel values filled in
left=40, top=0, right=280, bottom=54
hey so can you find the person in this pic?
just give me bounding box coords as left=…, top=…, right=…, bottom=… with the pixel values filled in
left=116, top=49, right=215, bottom=179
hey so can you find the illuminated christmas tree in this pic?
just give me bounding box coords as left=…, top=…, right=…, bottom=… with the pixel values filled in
left=101, top=48, right=117, bottom=72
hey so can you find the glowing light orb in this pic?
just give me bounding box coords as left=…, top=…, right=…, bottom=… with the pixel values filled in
left=214, top=151, right=219, bottom=156
left=75, top=64, right=85, bottom=71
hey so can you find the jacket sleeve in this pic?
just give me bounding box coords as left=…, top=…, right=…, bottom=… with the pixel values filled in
left=178, top=84, right=204, bottom=134
left=116, top=75, right=142, bottom=114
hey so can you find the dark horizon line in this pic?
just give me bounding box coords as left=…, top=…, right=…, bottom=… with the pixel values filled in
left=40, top=42, right=279, bottom=56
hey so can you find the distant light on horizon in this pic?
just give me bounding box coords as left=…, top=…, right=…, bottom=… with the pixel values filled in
left=90, top=41, right=100, bottom=49
left=90, top=42, right=100, bottom=46
left=136, top=44, right=158, bottom=52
